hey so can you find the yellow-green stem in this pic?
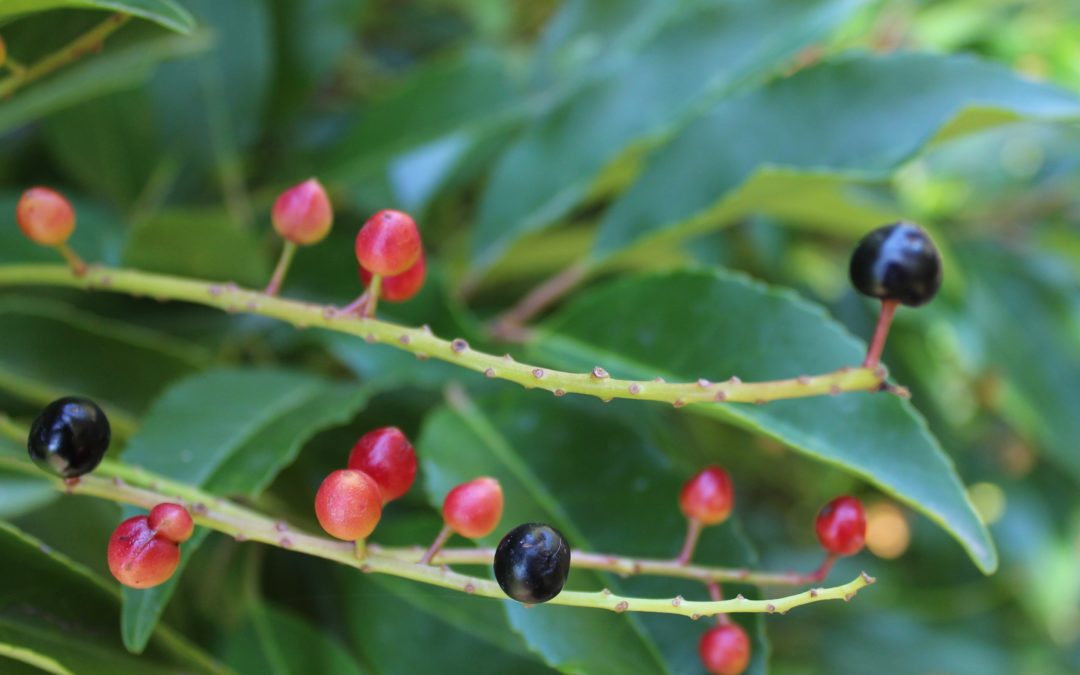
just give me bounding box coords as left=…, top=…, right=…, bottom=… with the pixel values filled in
left=0, top=13, right=131, bottom=98
left=264, top=241, right=297, bottom=296
left=0, top=264, right=894, bottom=407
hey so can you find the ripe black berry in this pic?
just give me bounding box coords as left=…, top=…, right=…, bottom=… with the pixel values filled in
left=27, top=397, right=111, bottom=478
left=493, top=523, right=571, bottom=604
left=849, top=222, right=942, bottom=307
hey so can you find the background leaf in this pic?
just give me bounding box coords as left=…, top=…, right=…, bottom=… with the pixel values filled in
left=0, top=0, right=196, bottom=33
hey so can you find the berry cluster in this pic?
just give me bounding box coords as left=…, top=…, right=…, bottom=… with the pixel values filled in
left=108, top=503, right=194, bottom=589
left=17, top=182, right=429, bottom=317
left=675, top=466, right=867, bottom=674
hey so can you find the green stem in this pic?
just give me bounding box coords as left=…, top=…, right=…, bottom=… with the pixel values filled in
left=0, top=13, right=131, bottom=98
left=364, top=274, right=382, bottom=318
left=0, top=264, right=895, bottom=406
left=264, top=241, right=297, bottom=296
left=2, top=448, right=875, bottom=617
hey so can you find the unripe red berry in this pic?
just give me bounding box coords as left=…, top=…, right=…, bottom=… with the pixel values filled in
left=347, top=427, right=417, bottom=503
left=315, top=469, right=383, bottom=541
left=442, top=477, right=504, bottom=539
left=272, top=178, right=333, bottom=245
left=815, top=495, right=866, bottom=556
left=679, top=466, right=734, bottom=525
left=699, top=624, right=751, bottom=675
left=148, top=503, right=194, bottom=543
left=107, top=515, right=181, bottom=589
left=360, top=250, right=426, bottom=302
left=16, top=187, right=76, bottom=246
left=354, top=209, right=422, bottom=276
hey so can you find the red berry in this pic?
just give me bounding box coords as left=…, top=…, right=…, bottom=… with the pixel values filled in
left=354, top=209, right=422, bottom=276
left=679, top=466, right=734, bottom=525
left=360, top=250, right=426, bottom=302
left=699, top=624, right=751, bottom=675
left=16, top=187, right=76, bottom=246
left=815, top=495, right=866, bottom=556
left=442, top=477, right=504, bottom=539
left=148, top=503, right=194, bottom=543
left=272, top=178, right=333, bottom=245
left=315, top=469, right=383, bottom=541
left=107, top=515, right=181, bottom=589
left=347, top=427, right=417, bottom=502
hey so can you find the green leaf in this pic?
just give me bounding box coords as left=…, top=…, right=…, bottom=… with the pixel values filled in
left=0, top=297, right=206, bottom=419
left=221, top=601, right=367, bottom=675
left=0, top=471, right=56, bottom=518
left=529, top=269, right=997, bottom=574
left=418, top=393, right=768, bottom=674
left=0, top=520, right=216, bottom=674
left=118, top=368, right=371, bottom=652
left=471, top=0, right=866, bottom=270
left=122, top=208, right=269, bottom=286
left=961, top=245, right=1080, bottom=483
left=592, top=53, right=1080, bottom=260
left=0, top=30, right=209, bottom=135
left=0, top=0, right=196, bottom=33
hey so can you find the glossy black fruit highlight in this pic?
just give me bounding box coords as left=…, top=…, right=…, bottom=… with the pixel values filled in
left=493, top=522, right=571, bottom=604
left=27, top=396, right=111, bottom=478
left=849, top=222, right=942, bottom=307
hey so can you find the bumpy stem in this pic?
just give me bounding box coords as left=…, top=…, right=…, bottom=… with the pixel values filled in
left=0, top=452, right=874, bottom=616
left=0, top=264, right=894, bottom=406
left=0, top=13, right=131, bottom=98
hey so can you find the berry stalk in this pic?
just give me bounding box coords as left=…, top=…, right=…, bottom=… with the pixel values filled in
left=264, top=241, right=297, bottom=296
left=0, top=264, right=896, bottom=407
left=863, top=300, right=899, bottom=368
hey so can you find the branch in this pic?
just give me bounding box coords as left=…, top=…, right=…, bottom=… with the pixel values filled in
left=0, top=453, right=875, bottom=617
left=0, top=264, right=898, bottom=406
left=0, top=13, right=131, bottom=99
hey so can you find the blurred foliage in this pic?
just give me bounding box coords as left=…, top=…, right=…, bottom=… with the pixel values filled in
left=1, top=0, right=1080, bottom=673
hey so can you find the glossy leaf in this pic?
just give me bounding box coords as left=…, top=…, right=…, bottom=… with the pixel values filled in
left=529, top=269, right=996, bottom=573
left=0, top=297, right=206, bottom=417
left=0, top=0, right=195, bottom=33
left=120, top=368, right=371, bottom=652
left=419, top=393, right=767, bottom=674
left=0, top=31, right=209, bottom=136
left=0, top=521, right=211, bottom=674
left=221, top=601, right=366, bottom=675
left=593, top=53, right=1080, bottom=259
left=471, top=0, right=867, bottom=270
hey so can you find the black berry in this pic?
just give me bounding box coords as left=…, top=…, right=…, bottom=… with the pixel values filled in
left=493, top=522, right=571, bottom=604
left=849, top=222, right=942, bottom=307
left=27, top=397, right=111, bottom=478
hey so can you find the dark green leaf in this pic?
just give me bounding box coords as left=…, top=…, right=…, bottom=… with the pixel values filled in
left=593, top=53, right=1080, bottom=259
left=122, top=208, right=269, bottom=286
left=0, top=520, right=217, bottom=674
left=0, top=31, right=209, bottom=135
left=120, top=368, right=371, bottom=652
left=472, top=0, right=866, bottom=270
left=529, top=269, right=996, bottom=573
left=418, top=393, right=767, bottom=674
left=0, top=297, right=206, bottom=418
left=221, top=601, right=367, bottom=675
left=0, top=1, right=196, bottom=34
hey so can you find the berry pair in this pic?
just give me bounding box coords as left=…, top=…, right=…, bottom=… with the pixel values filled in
left=108, top=503, right=194, bottom=589
left=265, top=178, right=427, bottom=306
left=315, top=427, right=417, bottom=541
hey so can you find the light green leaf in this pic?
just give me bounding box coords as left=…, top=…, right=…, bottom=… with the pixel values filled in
left=529, top=269, right=996, bottom=573
left=472, top=0, right=867, bottom=270
left=593, top=53, right=1080, bottom=260
left=0, top=0, right=195, bottom=33
left=119, top=368, right=371, bottom=652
